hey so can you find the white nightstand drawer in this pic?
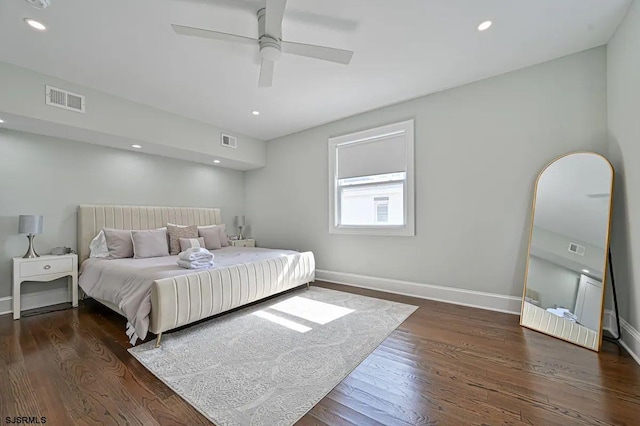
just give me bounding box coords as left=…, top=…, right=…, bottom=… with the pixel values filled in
left=231, top=239, right=255, bottom=247
left=20, top=257, right=73, bottom=278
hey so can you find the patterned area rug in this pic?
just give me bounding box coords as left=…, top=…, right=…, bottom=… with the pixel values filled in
left=129, top=286, right=417, bottom=426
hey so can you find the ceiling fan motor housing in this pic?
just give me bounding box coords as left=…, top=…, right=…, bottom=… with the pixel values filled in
left=257, top=7, right=282, bottom=61
left=260, top=37, right=281, bottom=61
left=24, top=0, right=51, bottom=8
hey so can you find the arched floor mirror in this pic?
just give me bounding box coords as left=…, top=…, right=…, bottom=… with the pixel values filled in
left=520, top=152, right=614, bottom=351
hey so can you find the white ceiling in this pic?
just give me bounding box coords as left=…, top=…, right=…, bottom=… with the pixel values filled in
left=534, top=153, right=613, bottom=248
left=0, top=0, right=631, bottom=141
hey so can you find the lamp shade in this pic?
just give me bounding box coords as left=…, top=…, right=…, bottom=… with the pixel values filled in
left=18, top=215, right=43, bottom=234
left=236, top=215, right=246, bottom=227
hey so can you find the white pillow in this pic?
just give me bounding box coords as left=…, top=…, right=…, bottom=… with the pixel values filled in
left=90, top=228, right=168, bottom=258
left=217, top=224, right=230, bottom=247
left=89, top=230, right=110, bottom=258
left=167, top=223, right=228, bottom=246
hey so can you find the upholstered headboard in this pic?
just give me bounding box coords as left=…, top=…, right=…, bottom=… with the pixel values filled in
left=77, top=205, right=222, bottom=263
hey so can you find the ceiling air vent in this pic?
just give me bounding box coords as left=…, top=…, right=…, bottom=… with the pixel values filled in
left=221, top=133, right=237, bottom=149
left=568, top=243, right=586, bottom=256
left=45, top=85, right=85, bottom=113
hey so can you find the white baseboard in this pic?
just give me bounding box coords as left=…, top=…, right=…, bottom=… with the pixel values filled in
left=315, top=269, right=522, bottom=315
left=604, top=309, right=640, bottom=365
left=0, top=287, right=71, bottom=317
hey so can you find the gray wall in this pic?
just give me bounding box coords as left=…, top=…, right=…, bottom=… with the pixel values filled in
left=0, top=61, right=266, bottom=169
left=607, top=0, right=640, bottom=329
left=245, top=47, right=608, bottom=298
left=0, top=129, right=245, bottom=298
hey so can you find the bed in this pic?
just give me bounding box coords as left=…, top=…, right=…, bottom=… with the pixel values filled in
left=77, top=205, right=315, bottom=347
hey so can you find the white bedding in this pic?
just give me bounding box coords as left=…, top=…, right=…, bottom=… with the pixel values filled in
left=79, top=247, right=299, bottom=341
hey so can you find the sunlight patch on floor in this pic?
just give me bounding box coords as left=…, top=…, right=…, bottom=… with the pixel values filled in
left=269, top=296, right=354, bottom=325
left=251, top=310, right=312, bottom=333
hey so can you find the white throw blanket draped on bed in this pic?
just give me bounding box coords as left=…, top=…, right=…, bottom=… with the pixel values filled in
left=178, top=247, right=214, bottom=262
left=177, top=259, right=214, bottom=269
left=177, top=247, right=214, bottom=269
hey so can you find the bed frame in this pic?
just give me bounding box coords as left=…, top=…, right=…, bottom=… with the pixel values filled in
left=78, top=205, right=315, bottom=347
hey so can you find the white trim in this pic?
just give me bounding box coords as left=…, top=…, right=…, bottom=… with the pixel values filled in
left=603, top=309, right=615, bottom=332
left=0, top=287, right=71, bottom=317
left=604, top=309, right=640, bottom=365
left=316, top=269, right=522, bottom=314
left=328, top=119, right=415, bottom=236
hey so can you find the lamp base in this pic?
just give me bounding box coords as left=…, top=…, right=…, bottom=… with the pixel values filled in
left=238, top=226, right=244, bottom=240
left=22, top=234, right=40, bottom=258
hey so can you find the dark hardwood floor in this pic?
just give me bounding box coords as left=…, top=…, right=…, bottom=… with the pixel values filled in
left=1, top=281, right=639, bottom=425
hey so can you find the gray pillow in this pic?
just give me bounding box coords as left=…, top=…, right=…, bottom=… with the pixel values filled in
left=103, top=228, right=134, bottom=259
left=167, top=224, right=198, bottom=255
left=132, top=229, right=170, bottom=259
left=179, top=237, right=206, bottom=251
left=198, top=227, right=222, bottom=250
left=218, top=224, right=230, bottom=247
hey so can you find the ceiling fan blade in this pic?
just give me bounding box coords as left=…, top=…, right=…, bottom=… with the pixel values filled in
left=172, top=24, right=257, bottom=45
left=258, top=59, right=275, bottom=87
left=281, top=41, right=353, bottom=65
left=265, top=0, right=287, bottom=38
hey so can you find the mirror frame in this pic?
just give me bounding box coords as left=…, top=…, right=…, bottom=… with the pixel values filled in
left=520, top=151, right=614, bottom=351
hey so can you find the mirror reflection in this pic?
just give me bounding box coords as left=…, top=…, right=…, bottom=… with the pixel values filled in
left=521, top=152, right=613, bottom=351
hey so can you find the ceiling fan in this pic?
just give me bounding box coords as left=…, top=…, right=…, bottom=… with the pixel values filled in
left=172, top=0, right=354, bottom=88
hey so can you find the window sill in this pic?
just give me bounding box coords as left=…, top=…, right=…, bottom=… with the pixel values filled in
left=329, top=225, right=415, bottom=236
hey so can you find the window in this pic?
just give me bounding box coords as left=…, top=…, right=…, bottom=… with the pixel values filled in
left=328, top=119, right=415, bottom=236
left=374, top=197, right=389, bottom=223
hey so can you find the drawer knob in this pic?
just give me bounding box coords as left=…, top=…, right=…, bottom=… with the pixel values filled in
left=43, top=265, right=51, bottom=270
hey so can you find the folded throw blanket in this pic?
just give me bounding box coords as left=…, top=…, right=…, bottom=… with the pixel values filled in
left=179, top=247, right=214, bottom=262
left=177, top=259, right=214, bottom=269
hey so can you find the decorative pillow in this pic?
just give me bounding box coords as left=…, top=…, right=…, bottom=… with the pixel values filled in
left=167, top=224, right=198, bottom=255
left=103, top=228, right=134, bottom=259
left=132, top=229, right=170, bottom=259
left=218, top=224, right=230, bottom=247
left=179, top=237, right=206, bottom=251
left=198, top=227, right=222, bottom=250
left=167, top=223, right=229, bottom=247
left=89, top=230, right=110, bottom=258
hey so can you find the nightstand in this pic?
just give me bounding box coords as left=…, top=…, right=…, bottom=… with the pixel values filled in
left=231, top=239, right=256, bottom=247
left=12, top=254, right=78, bottom=320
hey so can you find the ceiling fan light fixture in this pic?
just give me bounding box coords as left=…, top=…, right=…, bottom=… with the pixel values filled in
left=260, top=42, right=281, bottom=61
left=477, top=20, right=492, bottom=31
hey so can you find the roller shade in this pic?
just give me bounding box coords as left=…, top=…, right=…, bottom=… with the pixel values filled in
left=337, top=133, right=407, bottom=179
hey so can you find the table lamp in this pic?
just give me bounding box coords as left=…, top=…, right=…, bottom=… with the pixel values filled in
left=236, top=215, right=246, bottom=240
left=19, top=215, right=43, bottom=258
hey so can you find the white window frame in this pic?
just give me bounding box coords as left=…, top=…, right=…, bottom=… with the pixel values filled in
left=328, top=119, right=415, bottom=236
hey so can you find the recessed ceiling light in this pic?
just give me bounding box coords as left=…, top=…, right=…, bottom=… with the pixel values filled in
left=131, top=144, right=142, bottom=149
left=582, top=269, right=590, bottom=273
left=213, top=159, right=221, bottom=164
left=0, top=119, right=4, bottom=123
left=25, top=18, right=46, bottom=31
left=477, top=21, right=492, bottom=31
left=252, top=110, right=260, bottom=116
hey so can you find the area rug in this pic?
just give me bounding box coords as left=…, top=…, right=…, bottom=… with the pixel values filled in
left=129, top=286, right=417, bottom=426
